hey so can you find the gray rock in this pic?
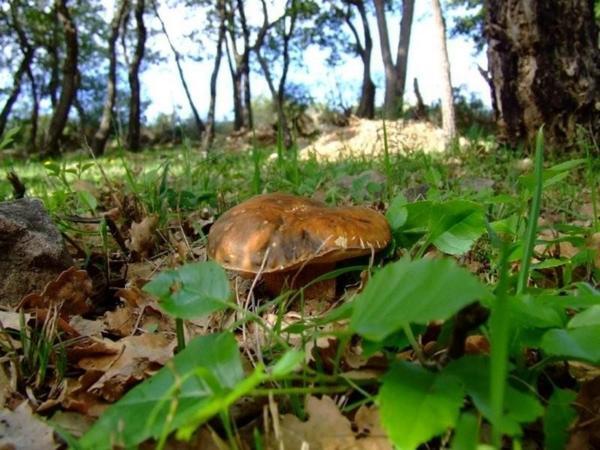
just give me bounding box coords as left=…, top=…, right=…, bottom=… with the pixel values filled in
left=0, top=198, right=73, bottom=307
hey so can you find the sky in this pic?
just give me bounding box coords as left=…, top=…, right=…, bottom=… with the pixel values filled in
left=141, top=1, right=490, bottom=122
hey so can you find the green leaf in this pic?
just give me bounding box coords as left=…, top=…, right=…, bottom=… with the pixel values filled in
left=445, top=356, right=544, bottom=436
left=379, top=362, right=464, bottom=450
left=541, top=326, right=600, bottom=363
left=568, top=305, right=600, bottom=328
left=429, top=201, right=486, bottom=255
left=76, top=190, right=97, bottom=212
left=79, top=333, right=244, bottom=450
left=143, top=261, right=231, bottom=319
left=385, top=194, right=408, bottom=230
left=351, top=258, right=489, bottom=341
left=508, top=295, right=565, bottom=330
left=544, top=389, right=577, bottom=450
left=450, top=413, right=479, bottom=450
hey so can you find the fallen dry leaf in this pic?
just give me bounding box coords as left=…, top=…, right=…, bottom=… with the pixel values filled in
left=127, top=215, right=159, bottom=258
left=79, top=333, right=174, bottom=402
left=354, top=405, right=393, bottom=449
left=0, top=311, right=30, bottom=330
left=0, top=402, right=57, bottom=450
left=68, top=316, right=105, bottom=337
left=49, top=410, right=94, bottom=438
left=18, top=267, right=92, bottom=318
left=280, top=396, right=355, bottom=450
left=567, top=376, right=600, bottom=449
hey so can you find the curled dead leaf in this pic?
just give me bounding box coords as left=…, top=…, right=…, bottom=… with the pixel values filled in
left=18, top=267, right=92, bottom=318
left=127, top=215, right=159, bottom=258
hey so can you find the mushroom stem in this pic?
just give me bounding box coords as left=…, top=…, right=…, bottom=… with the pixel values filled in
left=262, top=262, right=337, bottom=300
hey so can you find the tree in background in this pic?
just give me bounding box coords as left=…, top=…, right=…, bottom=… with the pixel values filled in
left=430, top=0, right=456, bottom=144
left=483, top=0, right=600, bottom=149
left=152, top=0, right=205, bottom=138
left=44, top=0, right=79, bottom=156
left=0, top=2, right=35, bottom=139
left=92, top=0, right=128, bottom=156
left=224, top=0, right=274, bottom=131
left=124, top=0, right=147, bottom=152
left=203, top=0, right=227, bottom=151
left=256, top=0, right=317, bottom=145
left=373, top=0, right=414, bottom=119
left=316, top=0, right=376, bottom=118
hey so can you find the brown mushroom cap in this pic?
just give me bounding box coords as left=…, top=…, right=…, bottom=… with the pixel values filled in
left=207, top=193, right=391, bottom=275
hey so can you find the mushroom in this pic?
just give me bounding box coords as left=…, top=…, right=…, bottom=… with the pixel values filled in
left=207, top=193, right=391, bottom=298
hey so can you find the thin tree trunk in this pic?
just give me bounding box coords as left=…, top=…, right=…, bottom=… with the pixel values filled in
left=344, top=0, right=375, bottom=118
left=44, top=0, right=79, bottom=156
left=430, top=0, right=456, bottom=144
left=26, top=68, right=39, bottom=151
left=484, top=0, right=600, bottom=149
left=373, top=0, right=414, bottom=119
left=127, top=0, right=146, bottom=152
left=152, top=0, right=205, bottom=137
left=395, top=0, right=414, bottom=111
left=92, top=0, right=128, bottom=156
left=373, top=0, right=396, bottom=118
left=0, top=50, right=33, bottom=137
left=242, top=61, right=253, bottom=129
left=203, top=0, right=226, bottom=152
left=413, top=78, right=427, bottom=120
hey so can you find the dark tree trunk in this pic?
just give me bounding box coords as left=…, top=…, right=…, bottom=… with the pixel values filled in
left=27, top=68, right=39, bottom=151
left=92, top=0, right=128, bottom=156
left=345, top=0, right=375, bottom=118
left=44, top=0, right=79, bottom=156
left=0, top=48, right=33, bottom=137
left=484, top=0, right=600, bottom=149
left=203, top=0, right=226, bottom=152
left=242, top=61, right=253, bottom=129
left=127, top=0, right=146, bottom=152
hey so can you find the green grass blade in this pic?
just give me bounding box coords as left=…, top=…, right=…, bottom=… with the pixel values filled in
left=517, top=128, right=545, bottom=294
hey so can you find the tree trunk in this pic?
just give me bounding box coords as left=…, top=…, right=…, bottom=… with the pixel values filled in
left=344, top=0, right=375, bottom=118
left=92, top=0, right=128, bottom=156
left=152, top=0, right=205, bottom=137
left=44, top=0, right=79, bottom=156
left=394, top=0, right=414, bottom=113
left=0, top=49, right=33, bottom=137
left=127, top=0, right=146, bottom=152
left=203, top=0, right=226, bottom=152
left=430, top=0, right=456, bottom=144
left=374, top=0, right=415, bottom=118
left=27, top=68, right=40, bottom=151
left=484, top=0, right=600, bottom=149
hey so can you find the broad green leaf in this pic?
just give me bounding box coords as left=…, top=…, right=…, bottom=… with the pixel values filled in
left=508, top=295, right=565, bottom=330
left=351, top=258, right=489, bottom=341
left=450, top=413, right=479, bottom=450
left=143, top=261, right=231, bottom=319
left=429, top=201, right=486, bottom=255
left=385, top=194, right=408, bottom=230
left=446, top=356, right=544, bottom=436
left=379, top=362, right=464, bottom=450
left=79, top=333, right=244, bottom=450
left=568, top=305, right=600, bottom=328
left=544, top=389, right=577, bottom=450
left=541, top=326, right=600, bottom=363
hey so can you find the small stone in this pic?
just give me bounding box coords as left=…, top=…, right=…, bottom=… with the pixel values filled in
left=0, top=198, right=73, bottom=307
